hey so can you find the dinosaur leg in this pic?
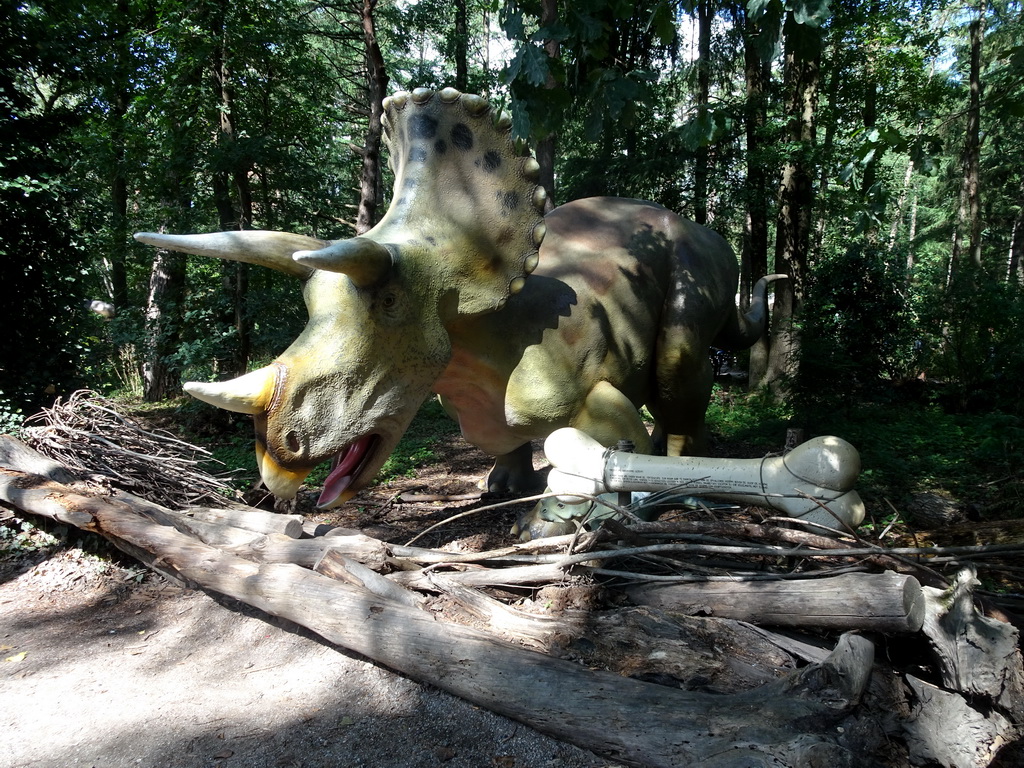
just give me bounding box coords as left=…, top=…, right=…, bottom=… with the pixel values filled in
left=568, top=380, right=654, bottom=453
left=513, top=381, right=652, bottom=541
left=481, top=442, right=540, bottom=494
left=651, top=332, right=714, bottom=458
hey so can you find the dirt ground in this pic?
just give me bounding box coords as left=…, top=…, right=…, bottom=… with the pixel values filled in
left=0, top=546, right=611, bottom=768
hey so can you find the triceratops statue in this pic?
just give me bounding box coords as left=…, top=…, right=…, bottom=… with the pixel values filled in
left=136, top=87, right=782, bottom=538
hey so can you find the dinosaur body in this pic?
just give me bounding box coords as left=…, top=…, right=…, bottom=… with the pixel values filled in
left=436, top=196, right=771, bottom=493
left=135, top=88, right=780, bottom=523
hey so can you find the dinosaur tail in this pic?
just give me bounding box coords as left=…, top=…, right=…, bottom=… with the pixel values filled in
left=713, top=273, right=787, bottom=350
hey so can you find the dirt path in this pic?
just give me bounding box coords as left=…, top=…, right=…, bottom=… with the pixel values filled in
left=0, top=550, right=608, bottom=768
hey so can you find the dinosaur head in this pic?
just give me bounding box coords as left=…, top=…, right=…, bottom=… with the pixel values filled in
left=135, top=88, right=547, bottom=506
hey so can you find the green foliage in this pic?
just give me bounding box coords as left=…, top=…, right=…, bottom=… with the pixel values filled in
left=795, top=243, right=919, bottom=410
left=0, top=392, right=25, bottom=436
left=918, top=270, right=1024, bottom=415
left=0, top=0, right=99, bottom=413
left=805, top=402, right=1024, bottom=507
left=382, top=0, right=502, bottom=95
left=556, top=86, right=692, bottom=207
left=3, top=0, right=1024, bottom=532
left=710, top=389, right=1024, bottom=515
left=498, top=0, right=680, bottom=143
left=705, top=386, right=792, bottom=448
left=207, top=434, right=260, bottom=490
left=0, top=517, right=61, bottom=560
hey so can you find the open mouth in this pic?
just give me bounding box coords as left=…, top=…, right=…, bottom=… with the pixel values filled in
left=316, top=434, right=380, bottom=508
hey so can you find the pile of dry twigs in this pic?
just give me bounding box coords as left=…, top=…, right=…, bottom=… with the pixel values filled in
left=22, top=390, right=239, bottom=509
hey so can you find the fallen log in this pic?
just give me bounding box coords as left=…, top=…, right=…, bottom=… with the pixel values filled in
left=901, top=567, right=1024, bottom=766
left=625, top=571, right=926, bottom=633
left=0, top=474, right=388, bottom=570
left=566, top=606, right=801, bottom=693
left=921, top=567, right=1024, bottom=710
left=0, top=435, right=80, bottom=484
left=903, top=675, right=1015, bottom=768
left=0, top=442, right=877, bottom=766
left=314, top=550, right=425, bottom=610
left=388, top=561, right=574, bottom=589
left=191, top=507, right=304, bottom=538
left=422, top=572, right=585, bottom=650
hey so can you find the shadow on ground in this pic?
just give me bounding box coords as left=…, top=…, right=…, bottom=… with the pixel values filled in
left=0, top=556, right=607, bottom=768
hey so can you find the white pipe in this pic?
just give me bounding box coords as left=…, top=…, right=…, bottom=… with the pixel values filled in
left=544, top=428, right=865, bottom=529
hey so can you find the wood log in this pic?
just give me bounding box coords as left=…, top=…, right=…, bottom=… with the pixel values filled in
left=13, top=435, right=1023, bottom=764
left=191, top=507, right=304, bottom=538
left=314, top=550, right=425, bottom=610
left=625, top=571, right=925, bottom=633
left=0, top=468, right=96, bottom=529
left=902, top=674, right=1015, bottom=768
left=906, top=567, right=1024, bottom=767
left=622, top=519, right=924, bottom=575
left=566, top=606, right=800, bottom=693
left=424, top=573, right=585, bottom=650
left=0, top=435, right=80, bottom=484
left=104, top=490, right=388, bottom=568
left=921, top=567, right=1024, bottom=711
left=0, top=469, right=388, bottom=570
left=0, top=442, right=879, bottom=766
left=388, top=562, right=575, bottom=589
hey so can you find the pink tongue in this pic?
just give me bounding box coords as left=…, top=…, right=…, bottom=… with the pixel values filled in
left=317, top=435, right=376, bottom=507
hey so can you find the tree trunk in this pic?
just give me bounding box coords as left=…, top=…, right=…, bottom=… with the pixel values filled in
left=211, top=0, right=252, bottom=377
left=535, top=0, right=559, bottom=210
left=354, top=0, right=388, bottom=235
left=693, top=0, right=713, bottom=226
left=108, top=97, right=130, bottom=311
left=453, top=0, right=468, bottom=91
left=860, top=0, right=880, bottom=244
left=907, top=567, right=1024, bottom=766
left=141, top=248, right=186, bottom=402
left=142, top=56, right=201, bottom=402
left=965, top=3, right=985, bottom=270
left=1007, top=180, right=1024, bottom=283
left=741, top=6, right=771, bottom=384
left=762, top=12, right=821, bottom=394
left=952, top=2, right=986, bottom=274
left=104, top=0, right=134, bottom=311
left=888, top=141, right=917, bottom=262
left=810, top=27, right=838, bottom=264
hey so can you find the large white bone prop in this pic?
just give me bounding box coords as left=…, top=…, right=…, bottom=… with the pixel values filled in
left=543, top=428, right=865, bottom=529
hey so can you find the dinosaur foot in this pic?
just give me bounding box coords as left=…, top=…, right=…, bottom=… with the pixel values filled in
left=510, top=498, right=578, bottom=542
left=480, top=443, right=543, bottom=495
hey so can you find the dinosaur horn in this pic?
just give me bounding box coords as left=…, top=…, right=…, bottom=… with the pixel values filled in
left=292, top=237, right=393, bottom=288
left=133, top=231, right=320, bottom=279
left=183, top=365, right=280, bottom=414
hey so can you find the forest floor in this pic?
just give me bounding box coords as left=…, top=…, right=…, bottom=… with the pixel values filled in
left=0, top=430, right=615, bottom=768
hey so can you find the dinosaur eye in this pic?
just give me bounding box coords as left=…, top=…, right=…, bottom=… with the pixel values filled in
left=381, top=294, right=397, bottom=309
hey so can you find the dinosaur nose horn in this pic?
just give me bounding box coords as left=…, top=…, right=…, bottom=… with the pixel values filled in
left=292, top=237, right=392, bottom=288
left=133, top=231, right=320, bottom=279
left=183, top=365, right=280, bottom=414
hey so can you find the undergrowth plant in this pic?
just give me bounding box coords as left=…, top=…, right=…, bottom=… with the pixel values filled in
left=705, top=385, right=792, bottom=449
left=707, top=388, right=1024, bottom=520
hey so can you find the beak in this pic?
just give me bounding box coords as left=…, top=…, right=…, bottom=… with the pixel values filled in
left=255, top=442, right=310, bottom=500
